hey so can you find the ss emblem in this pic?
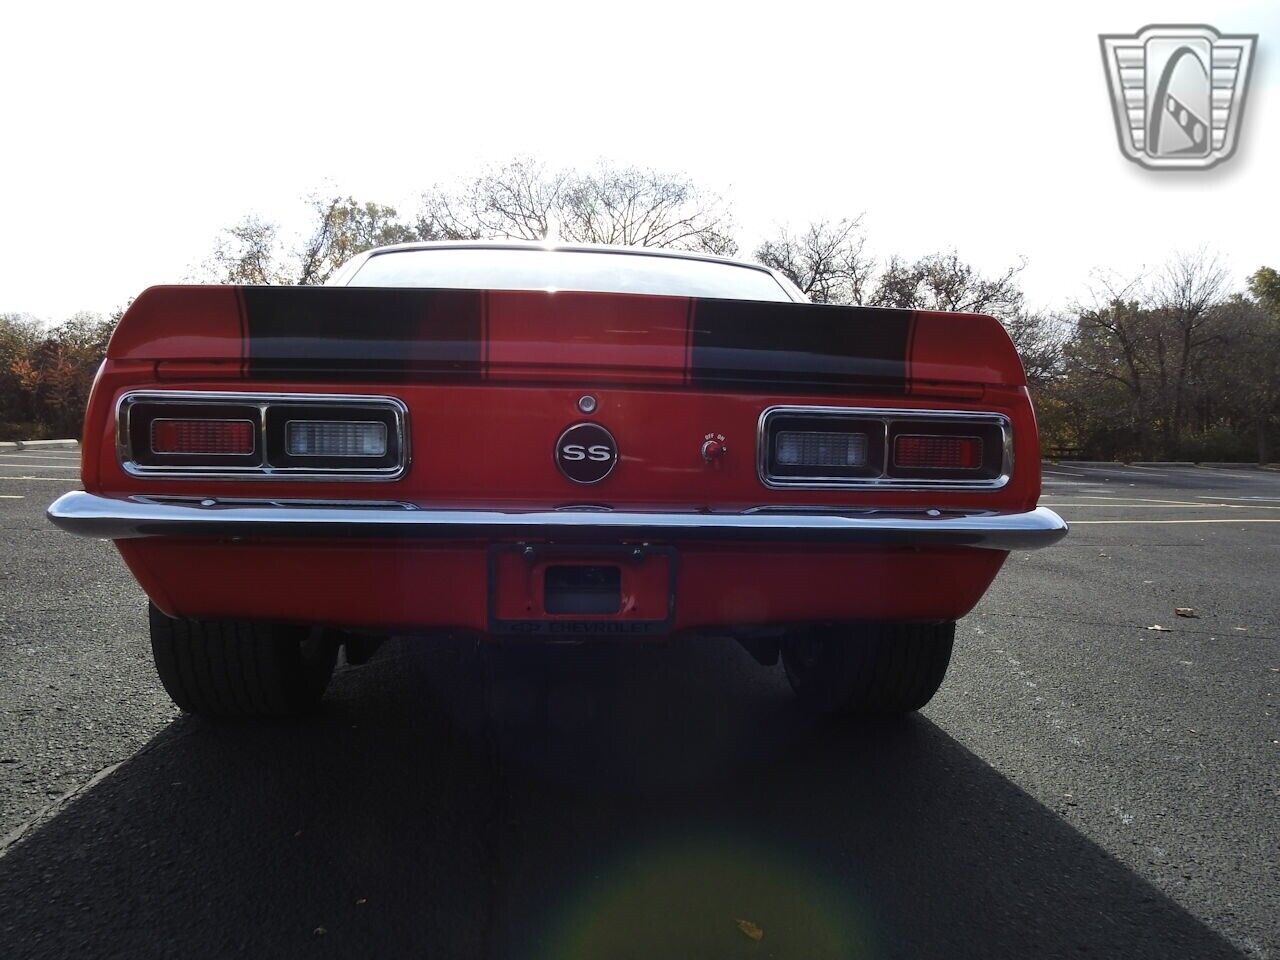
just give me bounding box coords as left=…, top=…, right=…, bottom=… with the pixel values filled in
left=561, top=444, right=612, bottom=462
left=555, top=422, right=618, bottom=483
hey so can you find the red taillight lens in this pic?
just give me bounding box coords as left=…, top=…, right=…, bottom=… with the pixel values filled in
left=151, top=419, right=255, bottom=455
left=894, top=435, right=982, bottom=470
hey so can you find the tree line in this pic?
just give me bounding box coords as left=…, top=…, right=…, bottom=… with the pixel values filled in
left=0, top=311, right=117, bottom=440
left=2, top=158, right=1276, bottom=461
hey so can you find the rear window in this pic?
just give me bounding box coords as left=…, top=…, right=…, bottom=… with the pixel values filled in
left=346, top=248, right=793, bottom=302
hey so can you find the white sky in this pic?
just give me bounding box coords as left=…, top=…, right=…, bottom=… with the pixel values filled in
left=2, top=0, right=1276, bottom=320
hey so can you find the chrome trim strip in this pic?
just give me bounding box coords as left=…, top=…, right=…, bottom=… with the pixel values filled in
left=116, top=390, right=409, bottom=481
left=47, top=491, right=1067, bottom=552
left=757, top=405, right=1013, bottom=491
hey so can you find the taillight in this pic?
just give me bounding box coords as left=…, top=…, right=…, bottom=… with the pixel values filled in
left=775, top=430, right=869, bottom=468
left=151, top=419, right=255, bottom=456
left=285, top=421, right=387, bottom=458
left=760, top=406, right=1009, bottom=488
left=119, top=392, right=406, bottom=479
left=893, top=435, right=982, bottom=470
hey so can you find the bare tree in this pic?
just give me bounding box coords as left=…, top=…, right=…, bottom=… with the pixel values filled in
left=558, top=163, right=736, bottom=254
left=869, top=251, right=1026, bottom=316
left=866, top=255, right=923, bottom=309
left=417, top=158, right=565, bottom=242
left=1205, top=295, right=1276, bottom=461
left=1144, top=249, right=1229, bottom=449
left=1211, top=268, right=1280, bottom=462
left=1065, top=269, right=1158, bottom=456
left=1003, top=309, right=1067, bottom=387
left=752, top=218, right=873, bottom=304
left=416, top=158, right=737, bottom=254
left=863, top=250, right=1059, bottom=387
left=1063, top=252, right=1232, bottom=458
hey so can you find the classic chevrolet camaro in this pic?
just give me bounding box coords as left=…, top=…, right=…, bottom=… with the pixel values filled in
left=48, top=241, right=1066, bottom=718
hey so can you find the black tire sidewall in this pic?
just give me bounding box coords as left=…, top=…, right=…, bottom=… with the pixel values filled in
left=782, top=621, right=955, bottom=716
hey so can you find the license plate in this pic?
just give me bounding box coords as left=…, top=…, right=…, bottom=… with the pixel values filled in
left=487, top=544, right=676, bottom=636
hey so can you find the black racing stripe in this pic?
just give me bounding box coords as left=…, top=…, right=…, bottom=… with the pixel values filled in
left=689, top=299, right=912, bottom=392
left=242, top=287, right=483, bottom=380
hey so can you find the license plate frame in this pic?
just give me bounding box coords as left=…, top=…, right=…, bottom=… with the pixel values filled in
left=486, top=543, right=677, bottom=637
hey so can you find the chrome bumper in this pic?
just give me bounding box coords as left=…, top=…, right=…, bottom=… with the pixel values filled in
left=47, top=492, right=1067, bottom=552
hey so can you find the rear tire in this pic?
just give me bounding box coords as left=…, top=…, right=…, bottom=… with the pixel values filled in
left=781, top=621, right=955, bottom=716
left=148, top=603, right=338, bottom=719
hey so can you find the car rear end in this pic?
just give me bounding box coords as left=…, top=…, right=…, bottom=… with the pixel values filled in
left=49, top=245, right=1065, bottom=717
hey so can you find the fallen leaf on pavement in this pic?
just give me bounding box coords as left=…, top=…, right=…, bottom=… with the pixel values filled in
left=735, top=919, right=764, bottom=942
left=1174, top=607, right=1198, bottom=618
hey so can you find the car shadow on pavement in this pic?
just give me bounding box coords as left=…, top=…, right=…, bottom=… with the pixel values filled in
left=0, top=636, right=1249, bottom=960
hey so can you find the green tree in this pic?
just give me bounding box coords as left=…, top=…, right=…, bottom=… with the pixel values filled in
left=1250, top=266, right=1280, bottom=306
left=297, top=196, right=418, bottom=285
left=206, top=215, right=288, bottom=285
left=1062, top=294, right=1155, bottom=459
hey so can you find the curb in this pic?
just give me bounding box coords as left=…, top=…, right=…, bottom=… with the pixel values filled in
left=0, top=439, right=80, bottom=451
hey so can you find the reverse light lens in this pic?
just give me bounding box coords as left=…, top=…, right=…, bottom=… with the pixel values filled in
left=285, top=421, right=388, bottom=458
left=151, top=419, right=254, bottom=455
left=776, top=431, right=868, bottom=468
left=894, top=435, right=983, bottom=470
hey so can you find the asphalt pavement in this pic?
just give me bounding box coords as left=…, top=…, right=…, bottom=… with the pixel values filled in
left=1, top=450, right=1277, bottom=958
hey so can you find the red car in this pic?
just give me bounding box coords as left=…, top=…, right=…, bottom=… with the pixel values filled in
left=48, top=242, right=1066, bottom=719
